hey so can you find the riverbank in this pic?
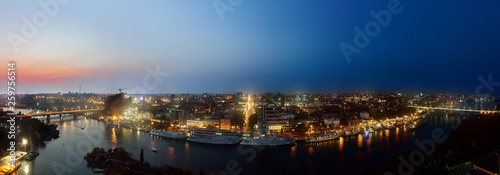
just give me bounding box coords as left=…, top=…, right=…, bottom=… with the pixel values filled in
left=85, top=147, right=193, bottom=175
left=19, top=118, right=60, bottom=142
left=359, top=113, right=500, bottom=174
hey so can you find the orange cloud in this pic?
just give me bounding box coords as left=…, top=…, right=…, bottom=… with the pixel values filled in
left=15, top=61, right=144, bottom=85
left=17, top=63, right=97, bottom=85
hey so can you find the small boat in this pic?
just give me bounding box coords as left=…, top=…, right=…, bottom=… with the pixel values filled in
left=151, top=147, right=157, bottom=152
left=92, top=168, right=104, bottom=173
left=24, top=152, right=40, bottom=161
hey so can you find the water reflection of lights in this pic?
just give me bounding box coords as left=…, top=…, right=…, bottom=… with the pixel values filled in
left=357, top=134, right=363, bottom=148
left=395, top=127, right=400, bottom=145
left=307, top=146, right=314, bottom=154
left=24, top=164, right=29, bottom=174
left=366, top=134, right=372, bottom=147
left=150, top=141, right=155, bottom=149
left=384, top=129, right=390, bottom=142
left=290, top=146, right=297, bottom=158
left=168, top=147, right=175, bottom=161
left=338, top=137, right=344, bottom=151
left=185, top=142, right=190, bottom=154
left=111, top=128, right=117, bottom=148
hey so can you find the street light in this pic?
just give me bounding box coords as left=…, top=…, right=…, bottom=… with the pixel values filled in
left=22, top=138, right=27, bottom=152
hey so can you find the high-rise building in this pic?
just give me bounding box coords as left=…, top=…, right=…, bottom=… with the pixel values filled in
left=264, top=106, right=294, bottom=133
left=257, top=118, right=269, bottom=135
left=220, top=118, right=231, bottom=130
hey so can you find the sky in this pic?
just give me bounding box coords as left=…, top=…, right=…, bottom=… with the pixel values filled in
left=1, top=0, right=499, bottom=95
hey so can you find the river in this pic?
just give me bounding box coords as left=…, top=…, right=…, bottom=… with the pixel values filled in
left=12, top=111, right=465, bottom=175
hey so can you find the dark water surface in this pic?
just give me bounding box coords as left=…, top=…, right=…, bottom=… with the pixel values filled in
left=15, top=112, right=464, bottom=175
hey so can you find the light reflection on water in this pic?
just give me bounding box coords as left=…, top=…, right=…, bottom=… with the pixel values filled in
left=290, top=145, right=297, bottom=158
left=111, top=127, right=117, bottom=148
left=384, top=129, right=390, bottom=142
left=395, top=127, right=400, bottom=146
left=168, top=147, right=176, bottom=162
left=13, top=111, right=468, bottom=174
left=307, top=146, right=314, bottom=154
left=357, top=134, right=363, bottom=148
left=338, top=137, right=344, bottom=151
left=366, top=133, right=372, bottom=148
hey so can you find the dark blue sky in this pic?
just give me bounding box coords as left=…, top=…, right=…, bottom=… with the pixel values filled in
left=1, top=0, right=499, bottom=94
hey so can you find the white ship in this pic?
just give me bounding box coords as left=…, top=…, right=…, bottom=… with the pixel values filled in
left=187, top=128, right=240, bottom=145
left=386, top=125, right=396, bottom=130
left=422, top=113, right=430, bottom=119
left=241, top=135, right=294, bottom=146
left=149, top=130, right=187, bottom=139
left=344, top=130, right=360, bottom=137
left=187, top=135, right=240, bottom=145
left=306, top=134, right=339, bottom=143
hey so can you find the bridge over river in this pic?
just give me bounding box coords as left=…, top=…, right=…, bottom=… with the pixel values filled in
left=408, top=106, right=499, bottom=113
left=16, top=109, right=103, bottom=123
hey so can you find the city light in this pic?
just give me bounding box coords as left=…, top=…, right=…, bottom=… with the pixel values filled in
left=2, top=1, right=499, bottom=174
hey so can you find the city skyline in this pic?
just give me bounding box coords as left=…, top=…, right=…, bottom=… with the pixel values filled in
left=1, top=0, right=500, bottom=94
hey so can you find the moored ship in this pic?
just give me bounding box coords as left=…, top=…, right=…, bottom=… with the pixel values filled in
left=149, top=130, right=187, bottom=139
left=306, top=133, right=339, bottom=143
left=241, top=135, right=294, bottom=146
left=386, top=125, right=396, bottom=130
left=187, top=128, right=240, bottom=145
left=187, top=135, right=240, bottom=145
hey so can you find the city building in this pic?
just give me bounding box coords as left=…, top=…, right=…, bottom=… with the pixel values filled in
left=257, top=118, right=269, bottom=135
left=360, top=111, right=369, bottom=119
left=220, top=118, right=231, bottom=130
left=186, top=120, right=204, bottom=128
left=324, top=118, right=340, bottom=127
left=264, top=106, right=295, bottom=133
left=171, top=109, right=185, bottom=125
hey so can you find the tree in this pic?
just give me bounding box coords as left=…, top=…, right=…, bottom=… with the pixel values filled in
left=295, top=122, right=309, bottom=134
left=152, top=121, right=170, bottom=130
left=248, top=113, right=258, bottom=129
left=231, top=111, right=245, bottom=127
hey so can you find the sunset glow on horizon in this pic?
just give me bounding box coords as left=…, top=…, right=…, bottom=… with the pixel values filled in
left=1, top=0, right=499, bottom=94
